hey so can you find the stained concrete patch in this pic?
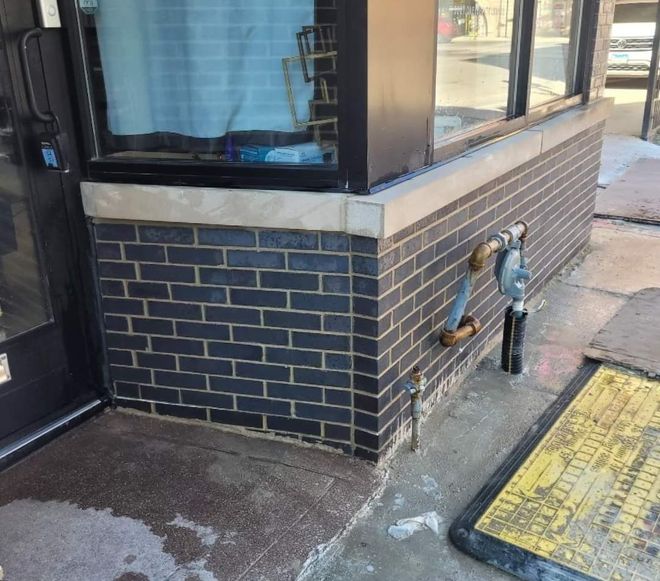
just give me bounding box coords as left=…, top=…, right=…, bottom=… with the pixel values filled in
left=0, top=413, right=380, bottom=581
left=561, top=220, right=660, bottom=296
left=307, top=223, right=658, bottom=581
left=0, top=499, right=215, bottom=581
left=168, top=514, right=219, bottom=548
left=596, top=158, right=660, bottom=224
left=586, top=287, right=660, bottom=375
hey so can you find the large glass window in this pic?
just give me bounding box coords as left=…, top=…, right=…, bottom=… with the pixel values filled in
left=80, top=1, right=338, bottom=166
left=529, top=0, right=582, bottom=107
left=434, top=0, right=586, bottom=151
left=435, top=0, right=516, bottom=145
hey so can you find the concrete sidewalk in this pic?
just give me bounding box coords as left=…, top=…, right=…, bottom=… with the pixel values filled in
left=0, top=412, right=380, bottom=581
left=305, top=220, right=660, bottom=581
left=596, top=158, right=660, bottom=224
left=598, top=134, right=660, bottom=187
left=1, top=147, right=659, bottom=581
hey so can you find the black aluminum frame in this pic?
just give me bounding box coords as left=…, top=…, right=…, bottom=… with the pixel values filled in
left=63, top=0, right=597, bottom=194
left=0, top=0, right=106, bottom=450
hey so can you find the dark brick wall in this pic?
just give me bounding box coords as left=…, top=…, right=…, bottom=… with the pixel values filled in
left=93, top=122, right=604, bottom=460
left=349, top=122, right=605, bottom=460
left=96, top=226, right=355, bottom=453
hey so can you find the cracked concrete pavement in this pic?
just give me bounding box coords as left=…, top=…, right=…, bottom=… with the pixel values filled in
left=0, top=413, right=381, bottom=581
left=306, top=219, right=660, bottom=581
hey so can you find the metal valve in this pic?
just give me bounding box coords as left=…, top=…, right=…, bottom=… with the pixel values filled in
left=403, top=366, right=427, bottom=451
left=495, top=240, right=532, bottom=313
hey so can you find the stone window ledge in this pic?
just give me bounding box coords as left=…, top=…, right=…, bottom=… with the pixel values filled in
left=82, top=99, right=612, bottom=240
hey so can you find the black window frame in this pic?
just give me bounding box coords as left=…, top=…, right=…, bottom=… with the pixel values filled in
left=61, top=0, right=366, bottom=193
left=61, top=0, right=596, bottom=195
left=432, top=0, right=596, bottom=164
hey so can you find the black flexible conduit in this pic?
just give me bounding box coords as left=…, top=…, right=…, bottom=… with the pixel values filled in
left=501, top=307, right=528, bottom=375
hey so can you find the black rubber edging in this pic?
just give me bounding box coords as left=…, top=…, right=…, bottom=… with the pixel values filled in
left=449, top=361, right=601, bottom=581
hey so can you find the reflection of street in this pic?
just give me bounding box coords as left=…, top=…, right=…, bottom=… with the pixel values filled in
left=435, top=36, right=572, bottom=143
left=0, top=129, right=50, bottom=341
left=529, top=37, right=571, bottom=106
left=436, top=38, right=511, bottom=113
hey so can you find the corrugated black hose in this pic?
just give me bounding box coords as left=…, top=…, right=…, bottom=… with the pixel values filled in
left=501, top=307, right=527, bottom=375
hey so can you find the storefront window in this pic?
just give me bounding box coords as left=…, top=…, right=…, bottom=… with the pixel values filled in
left=529, top=0, right=582, bottom=108
left=434, top=0, right=587, bottom=149
left=435, top=0, right=516, bottom=145
left=80, top=1, right=338, bottom=165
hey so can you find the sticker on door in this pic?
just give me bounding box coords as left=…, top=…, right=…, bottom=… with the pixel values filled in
left=0, top=354, right=11, bottom=385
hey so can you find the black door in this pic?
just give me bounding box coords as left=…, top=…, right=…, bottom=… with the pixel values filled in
left=0, top=0, right=103, bottom=458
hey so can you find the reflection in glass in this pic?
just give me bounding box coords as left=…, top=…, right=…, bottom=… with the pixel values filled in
left=83, top=1, right=338, bottom=165
left=530, top=0, right=580, bottom=107
left=435, top=0, right=516, bottom=145
left=0, top=50, right=50, bottom=341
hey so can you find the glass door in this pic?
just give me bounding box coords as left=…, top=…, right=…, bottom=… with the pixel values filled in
left=0, top=0, right=102, bottom=456
left=0, top=46, right=50, bottom=342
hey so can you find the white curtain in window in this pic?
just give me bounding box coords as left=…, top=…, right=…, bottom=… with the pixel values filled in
left=95, top=0, right=314, bottom=137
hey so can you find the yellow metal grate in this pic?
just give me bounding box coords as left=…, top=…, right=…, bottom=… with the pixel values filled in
left=476, top=365, right=659, bottom=581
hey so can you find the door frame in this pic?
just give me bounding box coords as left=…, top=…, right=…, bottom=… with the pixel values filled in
left=0, top=0, right=108, bottom=468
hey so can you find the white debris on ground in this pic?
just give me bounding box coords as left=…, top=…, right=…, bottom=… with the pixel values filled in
left=0, top=499, right=218, bottom=581
left=599, top=134, right=660, bottom=187
left=0, top=564, right=4, bottom=580
left=387, top=511, right=442, bottom=540
left=421, top=475, right=441, bottom=498
left=392, top=493, right=405, bottom=510
left=167, top=513, right=218, bottom=547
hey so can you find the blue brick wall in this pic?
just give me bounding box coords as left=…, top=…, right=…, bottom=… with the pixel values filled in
left=94, top=123, right=604, bottom=461
left=348, top=123, right=605, bottom=460
left=96, top=224, right=355, bottom=453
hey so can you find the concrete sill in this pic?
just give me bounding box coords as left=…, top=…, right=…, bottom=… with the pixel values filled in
left=82, top=98, right=612, bottom=240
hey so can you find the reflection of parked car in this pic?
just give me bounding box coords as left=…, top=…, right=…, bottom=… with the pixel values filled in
left=608, top=1, right=657, bottom=78
left=438, top=13, right=458, bottom=43
left=437, top=1, right=487, bottom=43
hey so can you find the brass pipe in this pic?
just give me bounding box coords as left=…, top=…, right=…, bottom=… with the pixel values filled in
left=468, top=239, right=503, bottom=271
left=404, top=366, right=427, bottom=451
left=468, top=221, right=528, bottom=272
left=440, top=315, right=482, bottom=347
left=440, top=221, right=528, bottom=348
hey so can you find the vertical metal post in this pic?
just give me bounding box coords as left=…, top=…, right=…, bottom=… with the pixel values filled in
left=642, top=0, right=660, bottom=141
left=509, top=0, right=538, bottom=119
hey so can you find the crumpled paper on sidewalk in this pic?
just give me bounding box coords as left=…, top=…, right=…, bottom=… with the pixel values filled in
left=387, top=511, right=442, bottom=540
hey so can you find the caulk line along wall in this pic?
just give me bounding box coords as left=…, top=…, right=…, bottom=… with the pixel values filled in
left=92, top=119, right=606, bottom=461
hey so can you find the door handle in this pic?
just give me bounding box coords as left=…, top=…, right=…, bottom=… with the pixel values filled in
left=19, top=28, right=58, bottom=126
left=18, top=28, right=68, bottom=172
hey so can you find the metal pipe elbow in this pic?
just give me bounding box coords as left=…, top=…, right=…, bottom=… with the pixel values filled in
left=468, top=221, right=528, bottom=271
left=440, top=316, right=482, bottom=347
left=469, top=240, right=502, bottom=271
